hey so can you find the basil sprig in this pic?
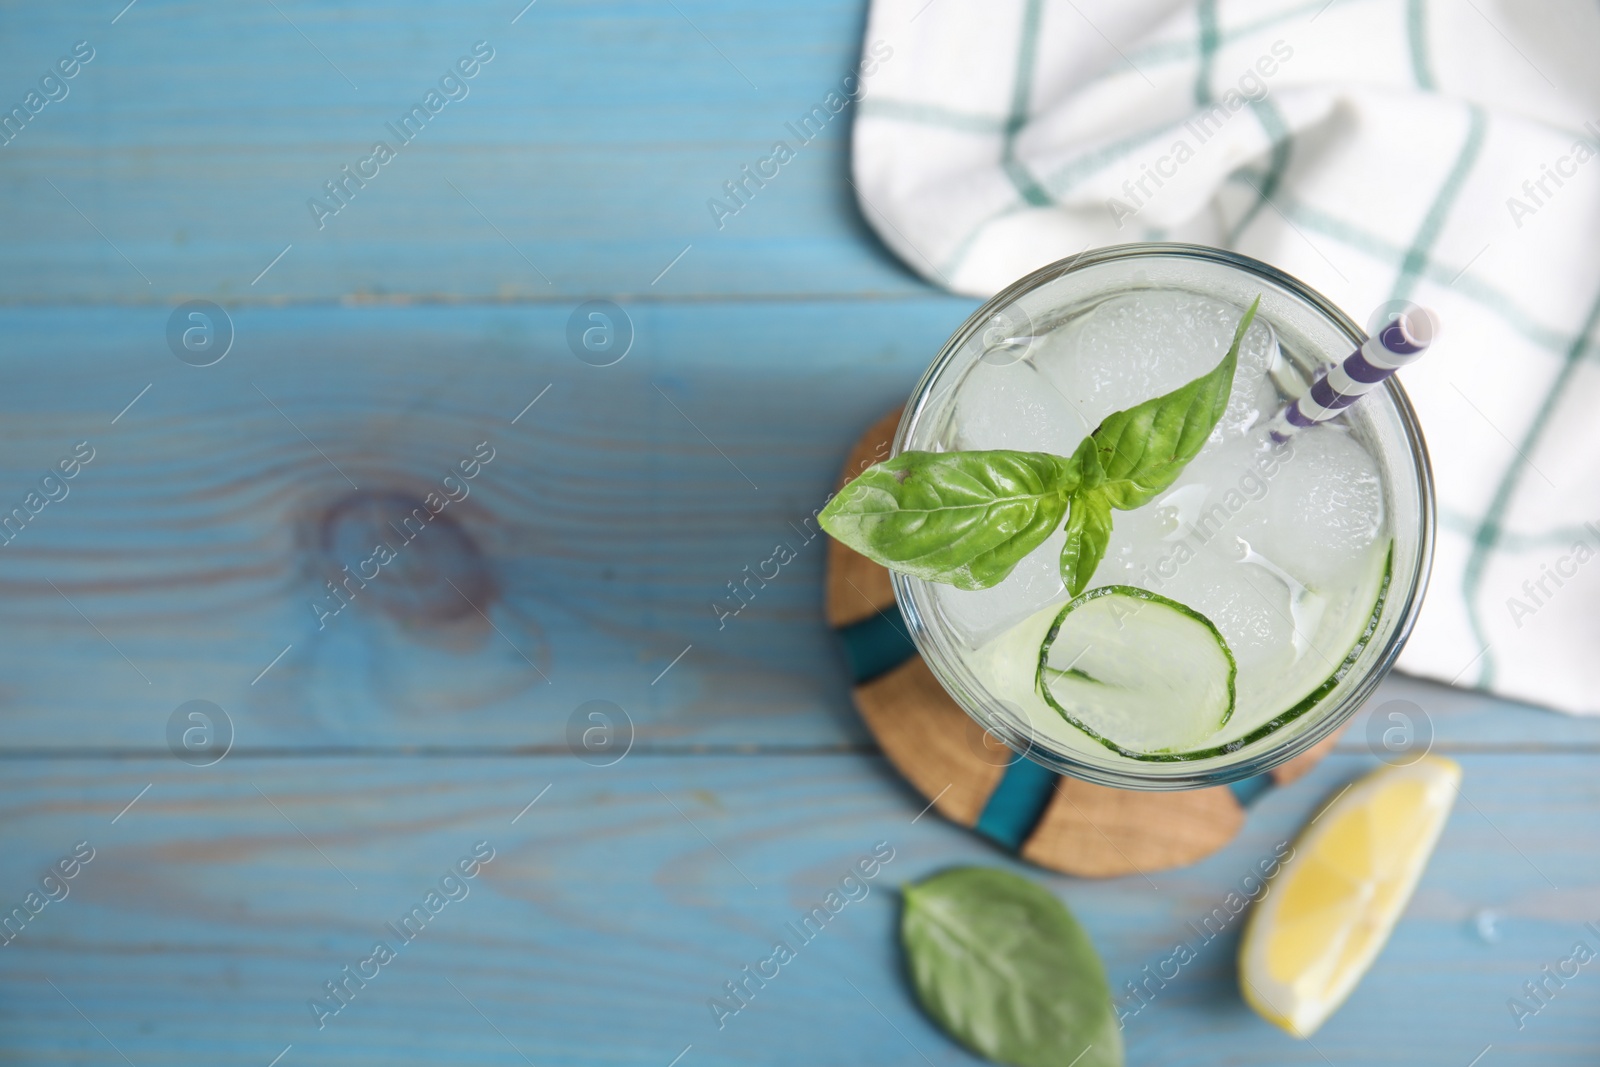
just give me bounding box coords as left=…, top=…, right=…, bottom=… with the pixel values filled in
left=901, top=867, right=1122, bottom=1067
left=819, top=296, right=1259, bottom=596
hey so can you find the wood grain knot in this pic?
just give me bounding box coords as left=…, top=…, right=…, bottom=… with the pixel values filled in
left=317, top=490, right=494, bottom=626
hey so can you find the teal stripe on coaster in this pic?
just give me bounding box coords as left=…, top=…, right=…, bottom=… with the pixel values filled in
left=975, top=757, right=1059, bottom=850
left=1229, top=773, right=1273, bottom=806
left=836, top=607, right=918, bottom=685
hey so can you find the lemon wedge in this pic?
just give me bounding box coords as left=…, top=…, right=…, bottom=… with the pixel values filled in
left=1239, top=756, right=1460, bottom=1037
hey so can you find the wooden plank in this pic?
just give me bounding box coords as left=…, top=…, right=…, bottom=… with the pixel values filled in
left=0, top=753, right=1595, bottom=1065
left=1338, top=673, right=1600, bottom=754
left=1, top=304, right=1597, bottom=752
left=0, top=300, right=972, bottom=749
left=0, top=0, right=927, bottom=303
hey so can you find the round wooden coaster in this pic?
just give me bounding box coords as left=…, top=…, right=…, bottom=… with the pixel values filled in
left=828, top=409, right=1340, bottom=878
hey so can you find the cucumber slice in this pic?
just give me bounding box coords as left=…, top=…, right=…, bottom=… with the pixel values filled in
left=1029, top=542, right=1394, bottom=764
left=1036, top=586, right=1236, bottom=757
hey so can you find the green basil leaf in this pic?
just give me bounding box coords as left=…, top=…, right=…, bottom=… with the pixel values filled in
left=819, top=450, right=1080, bottom=591
left=901, top=867, right=1122, bottom=1067
left=1091, top=295, right=1260, bottom=511
left=1060, top=490, right=1113, bottom=598
left=1067, top=432, right=1104, bottom=492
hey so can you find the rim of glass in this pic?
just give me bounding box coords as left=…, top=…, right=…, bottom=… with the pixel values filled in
left=889, top=242, right=1437, bottom=791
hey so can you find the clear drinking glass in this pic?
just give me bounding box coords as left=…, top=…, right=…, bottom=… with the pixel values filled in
left=892, top=244, right=1434, bottom=790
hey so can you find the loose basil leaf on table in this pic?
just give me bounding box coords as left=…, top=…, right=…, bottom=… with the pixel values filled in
left=817, top=449, right=1081, bottom=591
left=901, top=866, right=1122, bottom=1067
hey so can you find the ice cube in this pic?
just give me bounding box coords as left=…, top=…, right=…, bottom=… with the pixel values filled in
left=1236, top=536, right=1329, bottom=664
left=949, top=358, right=1090, bottom=456
left=1158, top=540, right=1297, bottom=671
left=1097, top=431, right=1282, bottom=590
left=1269, top=342, right=1311, bottom=399
left=1172, top=430, right=1286, bottom=545
left=931, top=529, right=1068, bottom=647
left=1033, top=290, right=1278, bottom=437
left=1260, top=425, right=1384, bottom=588
left=1216, top=370, right=1282, bottom=442
left=1098, top=483, right=1188, bottom=588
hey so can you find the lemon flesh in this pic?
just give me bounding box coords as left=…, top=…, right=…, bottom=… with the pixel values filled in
left=1239, top=756, right=1460, bottom=1037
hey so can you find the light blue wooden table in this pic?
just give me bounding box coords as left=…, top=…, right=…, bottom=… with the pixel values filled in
left=1, top=2, right=1597, bottom=1064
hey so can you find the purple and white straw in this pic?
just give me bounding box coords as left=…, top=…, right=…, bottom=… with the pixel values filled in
left=1267, top=302, right=1438, bottom=443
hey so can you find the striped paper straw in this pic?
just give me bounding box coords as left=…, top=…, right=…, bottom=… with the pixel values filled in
left=1268, top=303, right=1438, bottom=443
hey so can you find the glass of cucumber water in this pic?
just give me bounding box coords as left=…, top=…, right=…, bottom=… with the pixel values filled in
left=865, top=244, right=1433, bottom=789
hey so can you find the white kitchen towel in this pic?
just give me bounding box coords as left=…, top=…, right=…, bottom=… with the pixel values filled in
left=852, top=0, right=1600, bottom=713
